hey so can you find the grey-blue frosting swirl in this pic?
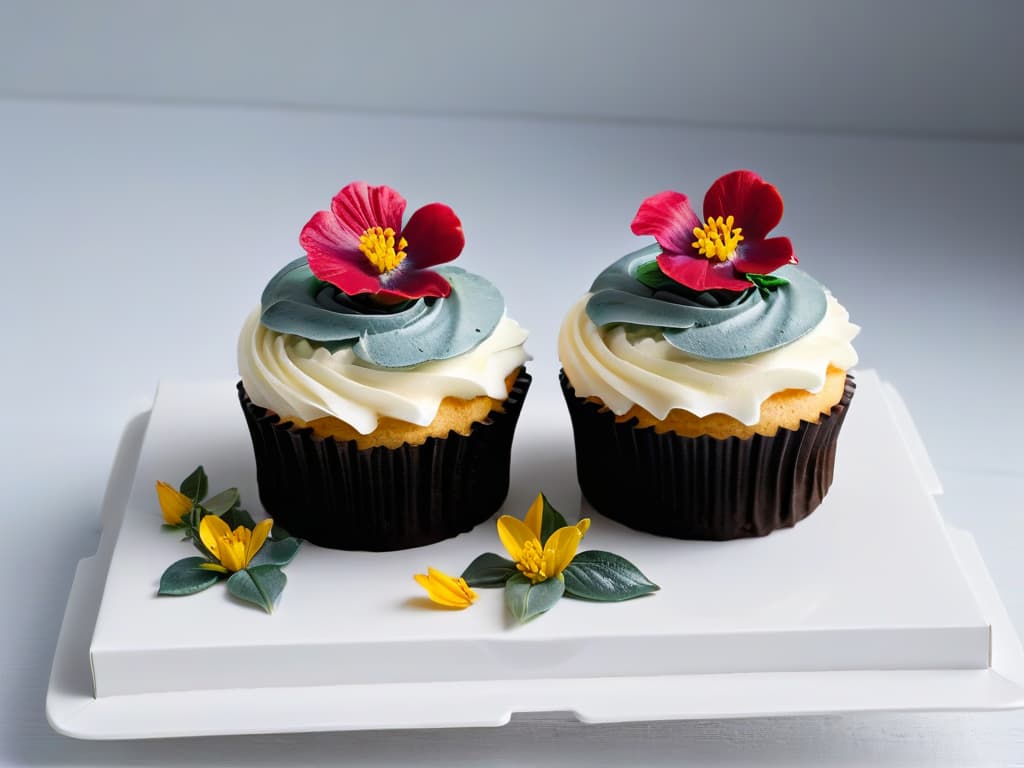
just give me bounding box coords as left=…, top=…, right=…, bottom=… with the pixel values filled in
left=259, top=258, right=504, bottom=368
left=585, top=244, right=828, bottom=360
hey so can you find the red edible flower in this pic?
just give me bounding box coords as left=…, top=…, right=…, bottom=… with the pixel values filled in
left=631, top=170, right=796, bottom=292
left=300, top=182, right=465, bottom=300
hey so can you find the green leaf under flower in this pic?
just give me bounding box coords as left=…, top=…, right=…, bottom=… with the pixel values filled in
left=227, top=565, right=287, bottom=613
left=747, top=272, right=789, bottom=298
left=218, top=506, right=258, bottom=531
left=202, top=487, right=240, bottom=515
left=158, top=556, right=221, bottom=596
left=634, top=260, right=679, bottom=291
left=461, top=552, right=518, bottom=588
left=179, top=465, right=208, bottom=503
left=504, top=572, right=564, bottom=623
left=249, top=537, right=302, bottom=568
left=537, top=493, right=568, bottom=547
left=563, top=550, right=659, bottom=602
left=269, top=523, right=292, bottom=542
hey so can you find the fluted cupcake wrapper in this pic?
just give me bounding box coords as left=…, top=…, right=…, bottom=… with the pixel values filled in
left=238, top=370, right=531, bottom=551
left=560, top=370, right=855, bottom=540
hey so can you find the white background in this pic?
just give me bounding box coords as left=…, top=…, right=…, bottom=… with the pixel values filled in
left=1, top=1, right=1023, bottom=765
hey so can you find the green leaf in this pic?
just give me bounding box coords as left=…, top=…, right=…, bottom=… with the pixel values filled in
left=747, top=273, right=789, bottom=295
left=179, top=466, right=208, bottom=503
left=219, top=507, right=258, bottom=531
left=563, top=550, right=660, bottom=602
left=461, top=552, right=517, bottom=588
left=202, top=487, right=240, bottom=515
left=504, top=573, right=564, bottom=623
left=227, top=565, right=287, bottom=613
left=634, top=260, right=679, bottom=291
left=269, top=524, right=292, bottom=542
left=249, top=537, right=302, bottom=568
left=158, top=556, right=221, bottom=596
left=538, top=493, right=569, bottom=546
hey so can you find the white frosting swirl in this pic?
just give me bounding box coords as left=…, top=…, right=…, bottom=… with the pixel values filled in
left=559, top=293, right=859, bottom=425
left=239, top=308, right=530, bottom=434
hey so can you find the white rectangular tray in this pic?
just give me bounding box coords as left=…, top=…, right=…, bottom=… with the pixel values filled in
left=46, top=371, right=1024, bottom=739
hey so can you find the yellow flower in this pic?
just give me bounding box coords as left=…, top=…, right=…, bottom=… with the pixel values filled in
left=156, top=480, right=193, bottom=526
left=414, top=567, right=477, bottom=608
left=496, top=494, right=590, bottom=584
left=198, top=515, right=273, bottom=573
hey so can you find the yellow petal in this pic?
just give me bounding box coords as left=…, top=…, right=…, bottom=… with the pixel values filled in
left=218, top=531, right=248, bottom=572
left=414, top=568, right=476, bottom=608
left=427, top=567, right=477, bottom=606
left=542, top=525, right=582, bottom=578
left=524, top=493, right=544, bottom=540
left=496, top=515, right=539, bottom=564
left=243, top=519, right=274, bottom=567
left=199, top=515, right=230, bottom=560
left=198, top=562, right=229, bottom=573
left=156, top=481, right=192, bottom=525
left=576, top=518, right=591, bottom=538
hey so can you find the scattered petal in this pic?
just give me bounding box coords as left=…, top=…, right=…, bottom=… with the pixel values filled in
left=415, top=567, right=477, bottom=608
left=156, top=480, right=192, bottom=526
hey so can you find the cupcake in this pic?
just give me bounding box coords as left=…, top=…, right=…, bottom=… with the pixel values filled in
left=238, top=182, right=530, bottom=551
left=558, top=170, right=858, bottom=540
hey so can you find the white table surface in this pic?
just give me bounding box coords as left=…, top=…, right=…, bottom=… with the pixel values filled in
left=2, top=96, right=1023, bottom=765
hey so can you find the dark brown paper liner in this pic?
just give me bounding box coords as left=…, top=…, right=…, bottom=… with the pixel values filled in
left=560, top=370, right=855, bottom=540
left=238, top=370, right=531, bottom=551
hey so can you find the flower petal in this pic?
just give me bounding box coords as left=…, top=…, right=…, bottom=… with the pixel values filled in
left=416, top=575, right=468, bottom=607
left=631, top=191, right=702, bottom=255
left=198, top=562, right=229, bottom=574
left=401, top=202, right=464, bottom=269
left=576, top=518, right=591, bottom=538
left=306, top=250, right=385, bottom=296
left=428, top=567, right=477, bottom=606
left=329, top=181, right=406, bottom=238
left=156, top=480, right=192, bottom=525
left=300, top=183, right=411, bottom=296
left=375, top=267, right=452, bottom=300
left=657, top=252, right=753, bottom=292
left=299, top=208, right=362, bottom=261
left=524, top=494, right=544, bottom=541
left=243, top=519, right=274, bottom=568
left=199, top=515, right=230, bottom=561
left=543, top=525, right=582, bottom=578
left=703, top=170, right=784, bottom=241
left=219, top=529, right=248, bottom=572
left=497, top=515, right=538, bottom=564
left=414, top=569, right=476, bottom=608
left=731, top=236, right=796, bottom=274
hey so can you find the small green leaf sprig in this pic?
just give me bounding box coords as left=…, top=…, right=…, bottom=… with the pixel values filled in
left=155, top=466, right=301, bottom=613
left=459, top=493, right=659, bottom=623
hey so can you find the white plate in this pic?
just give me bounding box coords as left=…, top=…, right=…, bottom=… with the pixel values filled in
left=46, top=372, right=1024, bottom=739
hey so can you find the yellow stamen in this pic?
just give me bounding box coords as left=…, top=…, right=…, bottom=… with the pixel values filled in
left=517, top=539, right=548, bottom=584
left=199, top=516, right=273, bottom=573
left=497, top=505, right=584, bottom=585
left=358, top=226, right=408, bottom=273
left=692, top=215, right=744, bottom=262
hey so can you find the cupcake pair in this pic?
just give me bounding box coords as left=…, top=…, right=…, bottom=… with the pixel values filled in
left=238, top=174, right=858, bottom=551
